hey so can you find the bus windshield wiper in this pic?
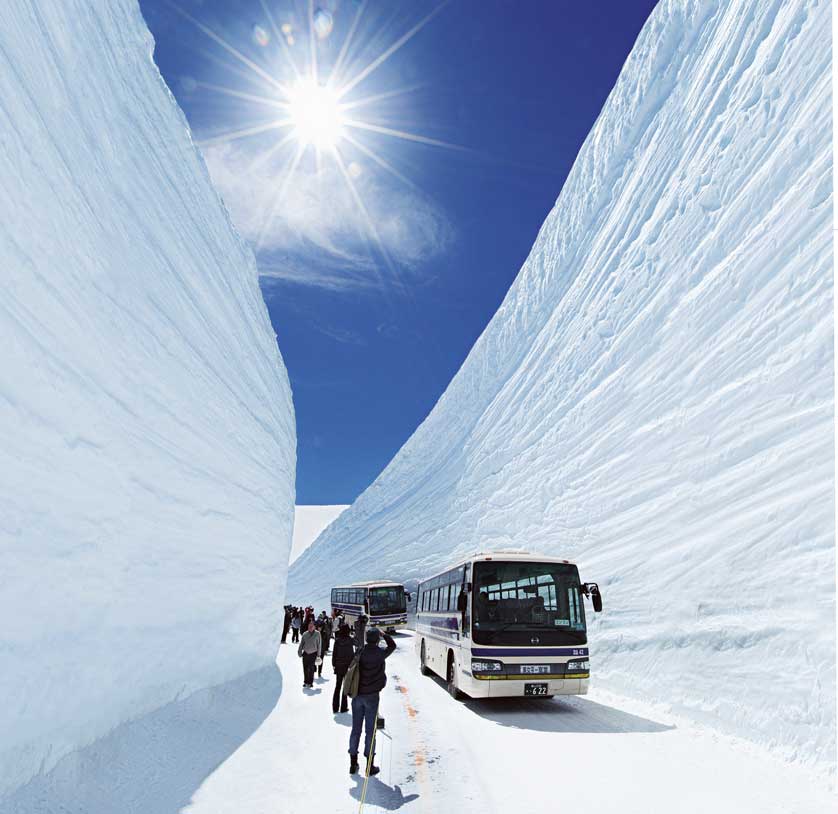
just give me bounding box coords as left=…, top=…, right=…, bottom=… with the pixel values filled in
left=489, top=622, right=532, bottom=635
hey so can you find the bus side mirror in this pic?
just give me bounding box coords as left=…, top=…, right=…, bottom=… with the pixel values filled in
left=457, top=591, right=468, bottom=613
left=584, top=583, right=603, bottom=613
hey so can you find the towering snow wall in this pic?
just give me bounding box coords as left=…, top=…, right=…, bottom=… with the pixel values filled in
left=289, top=0, right=833, bottom=773
left=0, top=0, right=295, bottom=799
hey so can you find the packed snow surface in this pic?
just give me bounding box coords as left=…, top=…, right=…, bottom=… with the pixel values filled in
left=290, top=505, right=349, bottom=565
left=290, top=0, right=834, bottom=775
left=17, top=633, right=826, bottom=814
left=0, top=0, right=295, bottom=800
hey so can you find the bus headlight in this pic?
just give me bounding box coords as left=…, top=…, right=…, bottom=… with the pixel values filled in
left=566, top=659, right=590, bottom=671
left=471, top=659, right=503, bottom=672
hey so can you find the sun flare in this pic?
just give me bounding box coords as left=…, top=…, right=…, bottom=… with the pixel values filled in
left=286, top=79, right=344, bottom=149
left=177, top=1, right=456, bottom=262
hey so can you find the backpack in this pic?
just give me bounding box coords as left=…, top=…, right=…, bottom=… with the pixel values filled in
left=343, top=651, right=362, bottom=699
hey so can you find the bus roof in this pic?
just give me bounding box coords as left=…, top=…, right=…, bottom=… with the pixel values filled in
left=423, top=550, right=579, bottom=582
left=471, top=550, right=576, bottom=565
left=332, top=580, right=404, bottom=588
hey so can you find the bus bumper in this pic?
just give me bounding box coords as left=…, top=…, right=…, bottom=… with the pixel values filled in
left=374, top=618, right=408, bottom=632
left=462, top=675, right=590, bottom=698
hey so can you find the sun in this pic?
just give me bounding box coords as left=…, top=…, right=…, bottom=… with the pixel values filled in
left=177, top=1, right=457, bottom=258
left=286, top=79, right=345, bottom=149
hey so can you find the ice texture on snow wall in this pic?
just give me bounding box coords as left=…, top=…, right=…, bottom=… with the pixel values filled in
left=0, top=0, right=295, bottom=798
left=290, top=0, right=834, bottom=772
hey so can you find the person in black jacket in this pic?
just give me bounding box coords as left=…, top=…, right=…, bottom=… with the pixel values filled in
left=348, top=628, right=396, bottom=776
left=331, top=623, right=354, bottom=713
left=280, top=605, right=292, bottom=644
left=353, top=614, right=368, bottom=652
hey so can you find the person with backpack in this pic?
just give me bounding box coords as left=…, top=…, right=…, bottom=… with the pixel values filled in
left=347, top=628, right=396, bottom=776
left=331, top=623, right=354, bottom=713
left=298, top=619, right=321, bottom=689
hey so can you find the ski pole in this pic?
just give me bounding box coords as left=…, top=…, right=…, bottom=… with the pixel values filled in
left=358, top=713, right=379, bottom=814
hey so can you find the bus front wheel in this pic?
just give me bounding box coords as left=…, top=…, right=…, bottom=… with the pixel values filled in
left=447, top=652, right=464, bottom=700
left=420, top=640, right=431, bottom=676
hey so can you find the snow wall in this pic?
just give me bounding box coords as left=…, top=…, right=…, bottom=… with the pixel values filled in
left=289, top=0, right=834, bottom=774
left=0, top=1, right=295, bottom=799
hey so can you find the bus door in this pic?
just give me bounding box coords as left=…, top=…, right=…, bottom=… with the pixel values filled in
left=457, top=564, right=471, bottom=638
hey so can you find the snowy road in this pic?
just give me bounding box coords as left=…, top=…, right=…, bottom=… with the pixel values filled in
left=182, top=631, right=831, bottom=814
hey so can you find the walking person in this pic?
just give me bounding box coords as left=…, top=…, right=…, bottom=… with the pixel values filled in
left=291, top=610, right=302, bottom=643
left=322, top=614, right=333, bottom=655
left=348, top=628, right=396, bottom=776
left=353, top=613, right=368, bottom=652
left=331, top=623, right=354, bottom=713
left=298, top=620, right=321, bottom=689
left=315, top=620, right=326, bottom=679
left=281, top=605, right=292, bottom=644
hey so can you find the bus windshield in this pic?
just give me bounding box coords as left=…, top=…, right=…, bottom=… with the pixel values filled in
left=368, top=586, right=406, bottom=615
left=472, top=561, right=586, bottom=646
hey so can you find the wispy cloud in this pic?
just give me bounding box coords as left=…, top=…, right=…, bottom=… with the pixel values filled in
left=202, top=141, right=453, bottom=289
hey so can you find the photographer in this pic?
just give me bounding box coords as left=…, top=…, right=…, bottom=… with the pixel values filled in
left=348, top=628, right=396, bottom=776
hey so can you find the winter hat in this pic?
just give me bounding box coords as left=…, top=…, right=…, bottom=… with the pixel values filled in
left=365, top=628, right=381, bottom=645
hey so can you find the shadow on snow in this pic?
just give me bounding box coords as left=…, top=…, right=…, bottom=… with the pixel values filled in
left=424, top=671, right=673, bottom=734
left=464, top=694, right=675, bottom=734
left=350, top=775, right=419, bottom=810
left=3, top=664, right=282, bottom=814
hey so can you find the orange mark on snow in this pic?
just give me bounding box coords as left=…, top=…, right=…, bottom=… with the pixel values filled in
left=397, top=684, right=417, bottom=717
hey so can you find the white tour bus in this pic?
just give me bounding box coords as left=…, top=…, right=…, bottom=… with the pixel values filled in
left=330, top=580, right=409, bottom=633
left=415, top=550, right=602, bottom=699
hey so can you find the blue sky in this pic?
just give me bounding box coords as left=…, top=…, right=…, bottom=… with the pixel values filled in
left=139, top=0, right=657, bottom=504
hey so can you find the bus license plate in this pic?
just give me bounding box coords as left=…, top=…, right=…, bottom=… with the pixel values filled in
left=524, top=683, right=549, bottom=696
